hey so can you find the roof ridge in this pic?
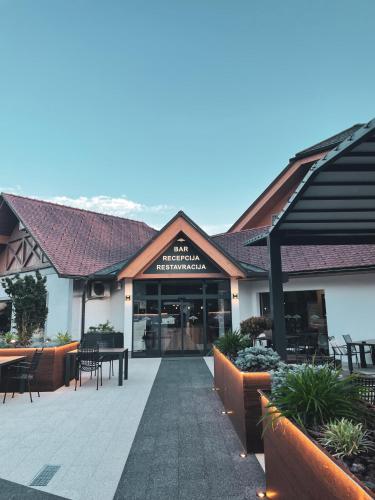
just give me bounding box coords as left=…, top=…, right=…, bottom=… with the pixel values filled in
left=294, top=123, right=364, bottom=157
left=1, top=192, right=156, bottom=231
left=212, top=225, right=270, bottom=238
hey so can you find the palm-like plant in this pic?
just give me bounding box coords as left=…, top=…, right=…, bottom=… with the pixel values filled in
left=214, top=329, right=252, bottom=359
left=267, top=365, right=366, bottom=431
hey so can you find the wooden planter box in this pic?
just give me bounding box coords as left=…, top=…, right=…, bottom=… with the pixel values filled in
left=213, top=346, right=271, bottom=453
left=0, top=342, right=79, bottom=392
left=260, top=392, right=375, bottom=499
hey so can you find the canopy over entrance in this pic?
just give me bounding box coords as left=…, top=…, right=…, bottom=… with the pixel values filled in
left=118, top=211, right=246, bottom=280
left=246, top=118, right=375, bottom=358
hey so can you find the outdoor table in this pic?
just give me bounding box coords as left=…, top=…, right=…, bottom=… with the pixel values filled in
left=0, top=356, right=27, bottom=384
left=347, top=339, right=375, bottom=373
left=64, top=348, right=128, bottom=387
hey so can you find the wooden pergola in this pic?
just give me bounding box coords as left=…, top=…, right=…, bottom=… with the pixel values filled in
left=246, top=118, right=375, bottom=359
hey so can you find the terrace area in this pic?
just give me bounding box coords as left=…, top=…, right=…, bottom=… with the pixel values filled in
left=0, top=357, right=265, bottom=500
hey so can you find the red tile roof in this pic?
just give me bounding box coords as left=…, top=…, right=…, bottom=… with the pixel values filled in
left=212, top=228, right=375, bottom=274
left=2, top=193, right=157, bottom=277
left=2, top=194, right=375, bottom=278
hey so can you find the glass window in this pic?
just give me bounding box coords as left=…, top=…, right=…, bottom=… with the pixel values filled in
left=206, top=297, right=231, bottom=348
left=133, top=299, right=159, bottom=354
left=260, top=290, right=328, bottom=335
left=160, top=280, right=203, bottom=296
left=134, top=281, right=158, bottom=297
left=205, top=280, right=230, bottom=296
left=132, top=279, right=232, bottom=356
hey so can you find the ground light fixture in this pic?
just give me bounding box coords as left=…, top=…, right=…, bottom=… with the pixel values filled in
left=256, top=490, right=267, bottom=498
left=239, top=452, right=247, bottom=458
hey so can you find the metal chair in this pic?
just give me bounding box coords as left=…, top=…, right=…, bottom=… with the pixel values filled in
left=3, top=348, right=44, bottom=403
left=330, top=340, right=356, bottom=367
left=75, top=346, right=102, bottom=390
left=342, top=334, right=371, bottom=366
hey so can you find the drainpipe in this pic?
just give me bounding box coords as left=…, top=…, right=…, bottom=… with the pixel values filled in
left=80, top=279, right=88, bottom=341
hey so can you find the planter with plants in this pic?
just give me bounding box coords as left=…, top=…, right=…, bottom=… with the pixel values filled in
left=260, top=364, right=375, bottom=499
left=84, top=321, right=124, bottom=347
left=213, top=330, right=280, bottom=453
left=0, top=339, right=79, bottom=391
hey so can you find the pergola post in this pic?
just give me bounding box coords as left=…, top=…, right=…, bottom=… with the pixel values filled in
left=267, top=234, right=287, bottom=360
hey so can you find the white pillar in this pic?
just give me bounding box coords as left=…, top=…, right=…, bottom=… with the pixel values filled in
left=124, top=279, right=133, bottom=352
left=231, top=278, right=240, bottom=332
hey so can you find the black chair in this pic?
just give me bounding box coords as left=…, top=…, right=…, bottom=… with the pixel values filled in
left=75, top=346, right=102, bottom=390
left=355, top=376, right=375, bottom=405
left=330, top=339, right=356, bottom=367
left=343, top=334, right=371, bottom=366
left=3, top=348, right=44, bottom=403
left=97, top=337, right=115, bottom=379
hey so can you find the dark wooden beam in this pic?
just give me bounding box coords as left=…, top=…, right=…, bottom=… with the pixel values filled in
left=267, top=234, right=287, bottom=360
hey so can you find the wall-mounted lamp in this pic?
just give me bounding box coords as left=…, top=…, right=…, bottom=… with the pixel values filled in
left=232, top=293, right=238, bottom=300
left=125, top=295, right=131, bottom=301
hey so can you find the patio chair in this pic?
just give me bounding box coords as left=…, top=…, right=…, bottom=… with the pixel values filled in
left=75, top=346, right=102, bottom=390
left=3, top=348, right=44, bottom=403
left=330, top=340, right=357, bottom=367
left=342, top=334, right=371, bottom=365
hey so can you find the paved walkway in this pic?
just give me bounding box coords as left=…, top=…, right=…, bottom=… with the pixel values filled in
left=114, top=358, right=265, bottom=500
left=0, top=477, right=65, bottom=499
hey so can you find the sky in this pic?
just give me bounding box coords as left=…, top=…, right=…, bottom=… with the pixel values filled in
left=0, top=1, right=374, bottom=233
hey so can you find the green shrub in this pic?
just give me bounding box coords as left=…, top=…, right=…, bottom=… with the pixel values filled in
left=267, top=365, right=365, bottom=431
left=55, top=331, right=72, bottom=346
left=214, top=329, right=252, bottom=358
left=271, top=363, right=326, bottom=394
left=235, top=346, right=281, bottom=372
left=1, top=271, right=48, bottom=346
left=318, top=418, right=375, bottom=459
left=87, top=321, right=115, bottom=333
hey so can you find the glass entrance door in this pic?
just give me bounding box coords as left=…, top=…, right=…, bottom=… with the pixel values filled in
left=160, top=299, right=204, bottom=355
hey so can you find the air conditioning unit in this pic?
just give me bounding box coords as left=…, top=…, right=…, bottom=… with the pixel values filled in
left=89, top=281, right=111, bottom=299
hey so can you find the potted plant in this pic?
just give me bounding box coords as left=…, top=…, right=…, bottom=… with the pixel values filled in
left=213, top=331, right=280, bottom=453
left=240, top=316, right=272, bottom=346
left=260, top=364, right=375, bottom=499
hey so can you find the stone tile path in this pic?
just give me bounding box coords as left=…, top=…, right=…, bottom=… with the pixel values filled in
left=114, top=358, right=265, bottom=500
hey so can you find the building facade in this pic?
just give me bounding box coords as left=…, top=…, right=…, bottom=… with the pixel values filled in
left=0, top=123, right=374, bottom=356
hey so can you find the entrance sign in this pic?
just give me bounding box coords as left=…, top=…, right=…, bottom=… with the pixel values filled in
left=144, top=236, right=221, bottom=274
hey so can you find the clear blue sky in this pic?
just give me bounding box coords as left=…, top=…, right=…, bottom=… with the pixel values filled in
left=0, top=0, right=374, bottom=232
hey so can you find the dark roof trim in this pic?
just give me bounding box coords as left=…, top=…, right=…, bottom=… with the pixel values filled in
left=228, top=123, right=363, bottom=234
left=293, top=124, right=363, bottom=159
left=245, top=119, right=375, bottom=247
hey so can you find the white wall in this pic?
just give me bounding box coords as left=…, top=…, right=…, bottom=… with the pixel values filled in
left=0, top=268, right=73, bottom=338
left=84, top=281, right=124, bottom=333
left=238, top=271, right=375, bottom=343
